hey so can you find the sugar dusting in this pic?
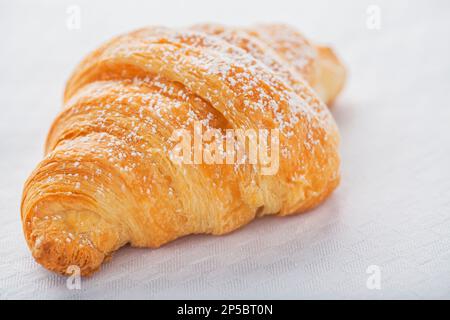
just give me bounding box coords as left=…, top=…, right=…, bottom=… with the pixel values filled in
left=28, top=24, right=338, bottom=251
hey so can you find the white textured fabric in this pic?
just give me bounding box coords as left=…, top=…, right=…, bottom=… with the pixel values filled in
left=0, top=0, right=449, bottom=299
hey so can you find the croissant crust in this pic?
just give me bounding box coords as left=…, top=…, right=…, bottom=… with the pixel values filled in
left=21, top=24, right=345, bottom=275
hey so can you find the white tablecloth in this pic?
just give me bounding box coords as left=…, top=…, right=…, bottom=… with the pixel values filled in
left=1, top=0, right=449, bottom=299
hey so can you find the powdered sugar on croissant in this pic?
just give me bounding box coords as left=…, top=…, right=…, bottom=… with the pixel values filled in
left=21, top=24, right=345, bottom=275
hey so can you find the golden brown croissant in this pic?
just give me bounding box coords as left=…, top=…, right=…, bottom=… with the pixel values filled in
left=21, top=24, right=345, bottom=275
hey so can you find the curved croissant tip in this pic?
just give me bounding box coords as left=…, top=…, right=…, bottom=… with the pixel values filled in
left=30, top=234, right=105, bottom=276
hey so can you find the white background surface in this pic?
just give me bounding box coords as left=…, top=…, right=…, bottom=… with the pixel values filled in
left=1, top=0, right=450, bottom=299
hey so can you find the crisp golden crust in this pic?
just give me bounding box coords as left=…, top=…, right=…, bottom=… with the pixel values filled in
left=21, top=24, right=345, bottom=275
left=191, top=23, right=345, bottom=105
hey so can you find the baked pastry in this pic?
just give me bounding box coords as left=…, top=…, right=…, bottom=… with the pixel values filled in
left=21, top=24, right=346, bottom=275
left=192, top=24, right=346, bottom=105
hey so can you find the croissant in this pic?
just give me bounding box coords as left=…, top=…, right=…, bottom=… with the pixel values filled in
left=21, top=24, right=346, bottom=275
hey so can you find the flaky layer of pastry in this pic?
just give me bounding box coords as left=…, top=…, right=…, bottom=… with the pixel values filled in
left=21, top=24, right=344, bottom=275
